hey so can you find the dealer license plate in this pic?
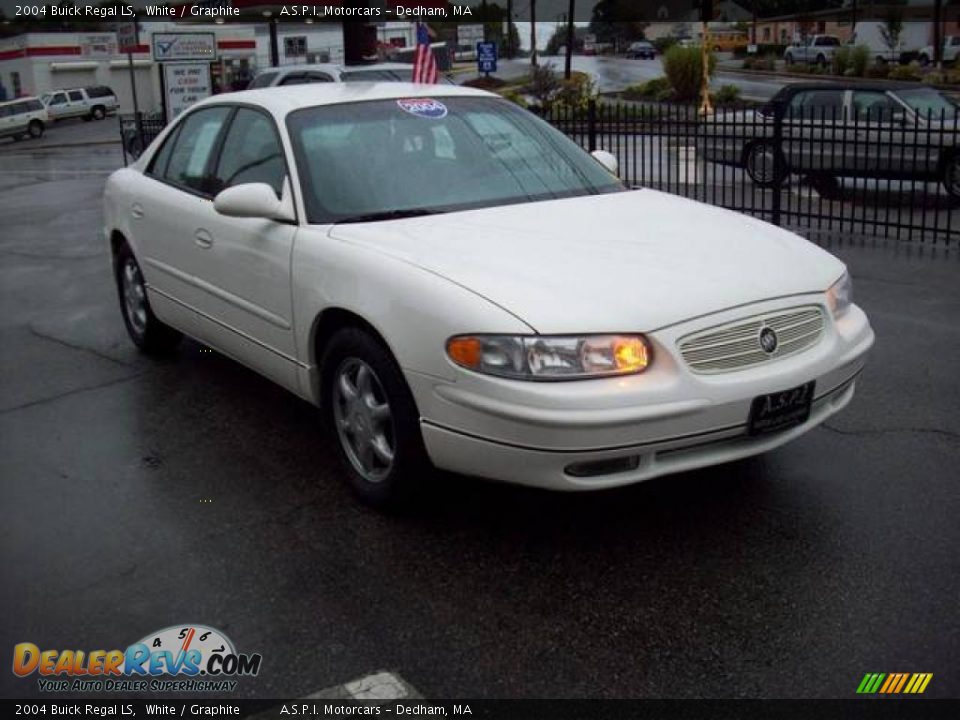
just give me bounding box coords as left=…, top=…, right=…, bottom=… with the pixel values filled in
left=748, top=381, right=815, bottom=436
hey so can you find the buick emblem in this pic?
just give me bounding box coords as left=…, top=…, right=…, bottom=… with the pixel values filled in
left=759, top=327, right=778, bottom=354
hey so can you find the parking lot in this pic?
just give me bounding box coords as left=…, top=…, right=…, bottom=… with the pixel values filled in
left=1, top=124, right=958, bottom=700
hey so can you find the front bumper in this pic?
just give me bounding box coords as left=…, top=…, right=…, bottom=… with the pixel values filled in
left=407, top=295, right=874, bottom=491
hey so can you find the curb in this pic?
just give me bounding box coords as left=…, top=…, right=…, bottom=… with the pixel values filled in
left=719, top=65, right=960, bottom=93
left=0, top=139, right=121, bottom=153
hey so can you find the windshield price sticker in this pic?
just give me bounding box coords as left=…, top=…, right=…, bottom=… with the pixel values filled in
left=396, top=98, right=448, bottom=119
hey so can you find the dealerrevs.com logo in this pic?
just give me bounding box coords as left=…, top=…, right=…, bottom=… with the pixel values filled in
left=12, top=625, right=262, bottom=693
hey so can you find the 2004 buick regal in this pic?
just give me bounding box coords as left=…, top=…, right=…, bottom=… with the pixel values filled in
left=104, top=84, right=874, bottom=505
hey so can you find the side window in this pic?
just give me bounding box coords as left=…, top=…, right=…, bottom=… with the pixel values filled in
left=248, top=72, right=278, bottom=89
left=50, top=94, right=67, bottom=105
left=161, top=107, right=232, bottom=194
left=786, top=90, right=844, bottom=119
left=68, top=90, right=83, bottom=102
left=852, top=91, right=899, bottom=122
left=211, top=108, right=285, bottom=197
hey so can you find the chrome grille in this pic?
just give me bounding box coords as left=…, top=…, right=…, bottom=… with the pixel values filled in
left=678, top=306, right=825, bottom=374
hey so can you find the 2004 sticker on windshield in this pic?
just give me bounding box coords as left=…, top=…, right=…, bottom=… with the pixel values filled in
left=397, top=98, right=448, bottom=119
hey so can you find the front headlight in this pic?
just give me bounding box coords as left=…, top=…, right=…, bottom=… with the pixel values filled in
left=826, top=271, right=853, bottom=318
left=446, top=334, right=651, bottom=380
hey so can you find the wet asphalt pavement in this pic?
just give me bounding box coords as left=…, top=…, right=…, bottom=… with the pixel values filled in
left=0, top=138, right=958, bottom=701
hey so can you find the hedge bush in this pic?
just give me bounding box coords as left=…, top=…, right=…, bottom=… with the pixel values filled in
left=663, top=45, right=716, bottom=102
left=622, top=76, right=672, bottom=101
left=888, top=64, right=922, bottom=81
left=850, top=45, right=871, bottom=77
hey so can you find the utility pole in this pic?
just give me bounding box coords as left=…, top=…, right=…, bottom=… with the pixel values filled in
left=268, top=16, right=279, bottom=67
left=933, top=0, right=942, bottom=68
left=564, top=0, right=575, bottom=79
left=530, top=0, right=537, bottom=67
left=506, top=0, right=514, bottom=59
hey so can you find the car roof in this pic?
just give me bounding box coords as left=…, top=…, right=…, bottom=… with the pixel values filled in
left=194, top=82, right=494, bottom=115
left=255, top=62, right=416, bottom=76
left=777, top=81, right=932, bottom=94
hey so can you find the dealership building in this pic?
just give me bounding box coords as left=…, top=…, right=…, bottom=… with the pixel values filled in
left=0, top=21, right=417, bottom=112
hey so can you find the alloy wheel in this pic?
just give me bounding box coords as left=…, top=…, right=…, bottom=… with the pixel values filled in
left=332, top=358, right=396, bottom=484
left=121, top=258, right=148, bottom=338
left=747, top=143, right=779, bottom=185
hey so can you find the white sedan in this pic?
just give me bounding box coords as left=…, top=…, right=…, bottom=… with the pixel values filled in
left=103, top=83, right=874, bottom=506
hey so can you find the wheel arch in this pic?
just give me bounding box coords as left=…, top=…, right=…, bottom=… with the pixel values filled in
left=308, top=306, right=401, bottom=406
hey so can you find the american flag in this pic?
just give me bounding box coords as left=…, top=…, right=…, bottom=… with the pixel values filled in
left=412, top=22, right=439, bottom=84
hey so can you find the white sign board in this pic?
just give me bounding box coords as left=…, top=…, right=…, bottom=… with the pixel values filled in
left=458, top=24, right=485, bottom=44
left=153, top=33, right=217, bottom=62
left=116, top=22, right=138, bottom=53
left=80, top=33, right=117, bottom=58
left=164, top=63, right=212, bottom=122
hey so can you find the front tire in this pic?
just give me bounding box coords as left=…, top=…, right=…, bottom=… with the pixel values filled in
left=114, top=246, right=182, bottom=354
left=784, top=53, right=794, bottom=66
left=744, top=141, right=787, bottom=188
left=321, top=327, right=430, bottom=507
left=943, top=153, right=960, bottom=199
left=28, top=120, right=44, bottom=138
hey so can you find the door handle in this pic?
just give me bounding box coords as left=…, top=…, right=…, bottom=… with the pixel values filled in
left=131, top=203, right=144, bottom=219
left=194, top=229, right=214, bottom=249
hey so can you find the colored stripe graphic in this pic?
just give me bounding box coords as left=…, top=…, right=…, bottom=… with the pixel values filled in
left=857, top=672, right=932, bottom=694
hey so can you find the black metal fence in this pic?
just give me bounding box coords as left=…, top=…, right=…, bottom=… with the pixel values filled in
left=541, top=99, right=960, bottom=244
left=119, top=112, right=166, bottom=166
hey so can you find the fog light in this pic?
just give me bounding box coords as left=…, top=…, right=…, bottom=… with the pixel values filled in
left=565, top=456, right=640, bottom=478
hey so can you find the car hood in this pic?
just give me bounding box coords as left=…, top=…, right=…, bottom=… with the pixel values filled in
left=328, top=190, right=844, bottom=334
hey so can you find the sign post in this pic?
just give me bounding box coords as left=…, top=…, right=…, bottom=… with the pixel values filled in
left=151, top=32, right=217, bottom=123
left=477, top=42, right=497, bottom=77
left=116, top=22, right=141, bottom=155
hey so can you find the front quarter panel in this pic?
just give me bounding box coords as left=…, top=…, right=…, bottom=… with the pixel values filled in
left=291, top=227, right=534, bottom=405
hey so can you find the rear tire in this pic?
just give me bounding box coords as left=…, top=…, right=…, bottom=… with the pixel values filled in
left=91, top=106, right=106, bottom=120
left=114, top=244, right=182, bottom=354
left=918, top=54, right=930, bottom=67
left=28, top=120, right=44, bottom=138
left=321, top=327, right=430, bottom=508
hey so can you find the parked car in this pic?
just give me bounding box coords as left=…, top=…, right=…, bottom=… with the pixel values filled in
left=0, top=96, right=48, bottom=141
left=626, top=41, right=656, bottom=59
left=700, top=83, right=960, bottom=197
left=783, top=35, right=842, bottom=66
left=103, top=83, right=873, bottom=506
left=918, top=35, right=960, bottom=66
left=248, top=63, right=454, bottom=88
left=41, top=86, right=118, bottom=121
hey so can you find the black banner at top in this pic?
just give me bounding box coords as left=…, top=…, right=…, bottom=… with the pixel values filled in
left=0, top=1, right=954, bottom=25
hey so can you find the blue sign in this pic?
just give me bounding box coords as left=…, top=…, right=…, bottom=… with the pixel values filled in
left=477, top=42, right=497, bottom=74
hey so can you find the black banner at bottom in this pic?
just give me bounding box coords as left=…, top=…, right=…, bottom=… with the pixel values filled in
left=3, top=699, right=960, bottom=720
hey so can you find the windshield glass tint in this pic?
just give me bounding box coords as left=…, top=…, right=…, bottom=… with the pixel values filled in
left=287, top=97, right=624, bottom=224
left=896, top=89, right=958, bottom=119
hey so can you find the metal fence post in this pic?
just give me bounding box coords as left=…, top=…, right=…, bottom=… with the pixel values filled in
left=771, top=103, right=783, bottom=227
left=587, top=99, right=597, bottom=153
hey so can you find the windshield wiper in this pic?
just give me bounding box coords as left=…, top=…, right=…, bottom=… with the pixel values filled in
left=336, top=208, right=443, bottom=224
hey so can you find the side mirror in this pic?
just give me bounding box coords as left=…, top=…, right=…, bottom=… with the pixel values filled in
left=213, top=182, right=294, bottom=222
left=591, top=149, right=619, bottom=176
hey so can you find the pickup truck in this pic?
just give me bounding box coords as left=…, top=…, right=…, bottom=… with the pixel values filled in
left=41, top=85, right=118, bottom=122
left=918, top=36, right=960, bottom=66
left=783, top=35, right=842, bottom=66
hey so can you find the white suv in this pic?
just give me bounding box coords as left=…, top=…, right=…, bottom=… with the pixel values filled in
left=42, top=86, right=118, bottom=122
left=0, top=97, right=48, bottom=141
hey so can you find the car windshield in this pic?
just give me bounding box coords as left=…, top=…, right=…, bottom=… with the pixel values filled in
left=895, top=88, right=958, bottom=119
left=287, top=97, right=625, bottom=224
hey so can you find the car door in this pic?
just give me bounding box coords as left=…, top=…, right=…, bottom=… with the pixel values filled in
left=45, top=92, right=68, bottom=120
left=781, top=89, right=846, bottom=173
left=66, top=89, right=85, bottom=118
left=850, top=90, right=909, bottom=177
left=187, top=106, right=299, bottom=389
left=134, top=105, right=233, bottom=338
